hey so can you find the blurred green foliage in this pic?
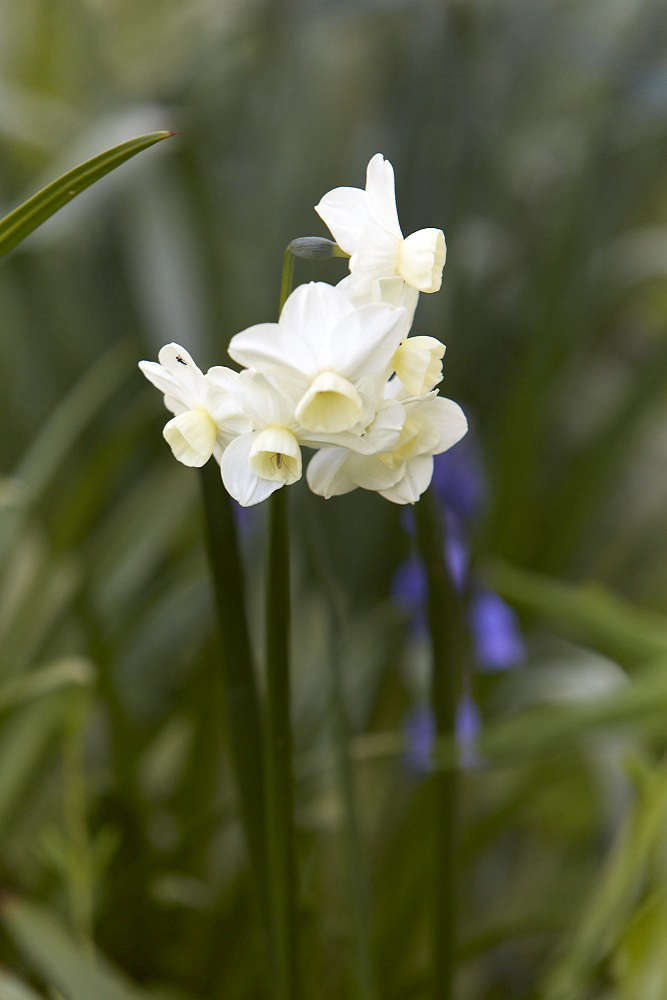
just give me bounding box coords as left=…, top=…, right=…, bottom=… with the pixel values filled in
left=1, top=0, right=667, bottom=997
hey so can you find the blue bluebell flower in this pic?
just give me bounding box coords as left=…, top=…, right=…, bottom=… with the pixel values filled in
left=470, top=589, right=525, bottom=672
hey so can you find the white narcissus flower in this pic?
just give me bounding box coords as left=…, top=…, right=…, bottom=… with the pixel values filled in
left=220, top=370, right=304, bottom=507
left=227, top=282, right=406, bottom=445
left=316, top=154, right=447, bottom=294
left=307, top=389, right=468, bottom=505
left=139, top=344, right=250, bottom=467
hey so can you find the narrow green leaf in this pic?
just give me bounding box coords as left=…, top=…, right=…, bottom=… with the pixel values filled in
left=0, top=657, right=93, bottom=714
left=486, top=559, right=667, bottom=666
left=0, top=131, right=174, bottom=258
left=542, top=765, right=667, bottom=999
left=0, top=700, right=65, bottom=834
left=0, top=970, right=44, bottom=1000
left=1, top=898, right=147, bottom=1000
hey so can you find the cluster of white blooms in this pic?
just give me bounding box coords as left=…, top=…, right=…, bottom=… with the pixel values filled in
left=139, top=155, right=467, bottom=507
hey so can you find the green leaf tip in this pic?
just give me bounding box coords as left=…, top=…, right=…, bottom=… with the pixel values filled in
left=0, top=129, right=177, bottom=261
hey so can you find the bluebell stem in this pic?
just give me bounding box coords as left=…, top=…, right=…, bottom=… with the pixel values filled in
left=394, top=431, right=524, bottom=773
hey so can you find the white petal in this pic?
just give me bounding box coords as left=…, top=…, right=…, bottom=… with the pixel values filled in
left=163, top=409, right=217, bottom=467
left=280, top=280, right=354, bottom=339
left=380, top=454, right=434, bottom=504
left=418, top=396, right=468, bottom=453
left=365, top=154, right=402, bottom=237
left=345, top=453, right=406, bottom=491
left=206, top=365, right=243, bottom=393
left=203, top=367, right=253, bottom=438
left=158, top=343, right=202, bottom=376
left=221, top=433, right=283, bottom=507
left=326, top=303, right=406, bottom=380
left=236, top=370, right=296, bottom=429
left=349, top=221, right=400, bottom=283
left=338, top=275, right=418, bottom=340
left=306, top=448, right=358, bottom=499
left=163, top=393, right=187, bottom=416
left=376, top=278, right=419, bottom=337
left=139, top=360, right=180, bottom=398
left=314, top=187, right=370, bottom=255
left=228, top=323, right=308, bottom=395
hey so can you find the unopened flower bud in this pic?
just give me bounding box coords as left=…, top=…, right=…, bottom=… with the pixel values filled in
left=287, top=237, right=348, bottom=260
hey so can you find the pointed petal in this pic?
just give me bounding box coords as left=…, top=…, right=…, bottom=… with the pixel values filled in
left=158, top=343, right=202, bottom=376
left=228, top=323, right=309, bottom=394
left=315, top=187, right=370, bottom=255
left=204, top=367, right=253, bottom=436
left=156, top=343, right=203, bottom=401
left=237, top=370, right=295, bottom=429
left=306, top=448, right=358, bottom=499
left=220, top=432, right=283, bottom=506
left=279, top=281, right=354, bottom=338
left=365, top=154, right=402, bottom=236
left=138, top=359, right=179, bottom=397
left=327, top=303, right=406, bottom=380
left=206, top=365, right=242, bottom=392
left=346, top=453, right=406, bottom=491
left=380, top=455, right=434, bottom=504
left=420, top=397, right=468, bottom=453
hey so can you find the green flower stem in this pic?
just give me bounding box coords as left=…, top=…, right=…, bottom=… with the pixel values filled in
left=198, top=462, right=269, bottom=929
left=305, top=506, right=376, bottom=1000
left=264, top=485, right=298, bottom=999
left=279, top=246, right=295, bottom=319
left=262, top=249, right=300, bottom=999
left=415, top=489, right=464, bottom=1000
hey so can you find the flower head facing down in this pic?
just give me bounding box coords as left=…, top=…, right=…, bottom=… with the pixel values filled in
left=315, top=154, right=447, bottom=295
left=139, top=344, right=250, bottom=467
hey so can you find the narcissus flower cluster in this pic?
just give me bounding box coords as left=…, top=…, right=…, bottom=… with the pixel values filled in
left=140, top=155, right=467, bottom=506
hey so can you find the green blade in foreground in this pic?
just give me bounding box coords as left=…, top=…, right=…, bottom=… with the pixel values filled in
left=0, top=130, right=174, bottom=259
left=1, top=898, right=152, bottom=1000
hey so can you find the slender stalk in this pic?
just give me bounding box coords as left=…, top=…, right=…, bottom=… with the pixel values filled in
left=264, top=485, right=298, bottom=999
left=198, top=462, right=269, bottom=928
left=279, top=246, right=294, bottom=317
left=262, top=248, right=299, bottom=998
left=306, top=511, right=376, bottom=1000
left=414, top=490, right=463, bottom=1000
